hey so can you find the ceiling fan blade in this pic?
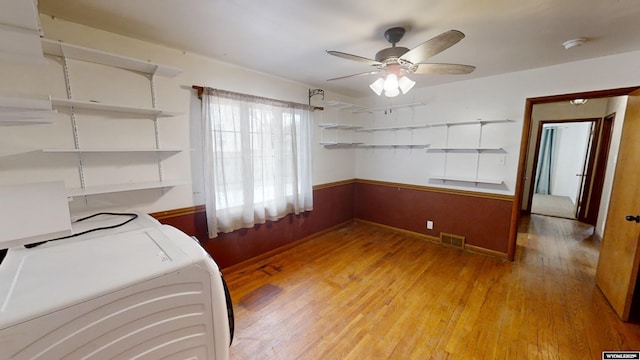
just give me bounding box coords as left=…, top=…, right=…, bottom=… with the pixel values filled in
left=327, top=70, right=381, bottom=81
left=413, top=63, right=476, bottom=75
left=399, top=30, right=466, bottom=65
left=326, top=50, right=382, bottom=66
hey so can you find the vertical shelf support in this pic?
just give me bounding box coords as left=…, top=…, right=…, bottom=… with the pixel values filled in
left=475, top=123, right=483, bottom=180
left=149, top=71, right=164, bottom=183
left=443, top=125, right=450, bottom=178
left=61, top=53, right=87, bottom=193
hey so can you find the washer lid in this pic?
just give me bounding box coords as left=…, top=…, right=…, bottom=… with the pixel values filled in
left=0, top=225, right=191, bottom=329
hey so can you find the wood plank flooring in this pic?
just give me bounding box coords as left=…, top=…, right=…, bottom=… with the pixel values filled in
left=223, top=215, right=640, bottom=359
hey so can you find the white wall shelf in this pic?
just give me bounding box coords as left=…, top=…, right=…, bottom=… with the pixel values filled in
left=322, top=101, right=366, bottom=112
left=0, top=111, right=57, bottom=126
left=353, top=102, right=426, bottom=113
left=319, top=102, right=429, bottom=148
left=430, top=119, right=512, bottom=127
left=429, top=176, right=504, bottom=185
left=67, top=180, right=188, bottom=197
left=41, top=39, right=183, bottom=77
left=0, top=0, right=45, bottom=65
left=428, top=118, right=511, bottom=186
left=51, top=98, right=181, bottom=117
left=428, top=147, right=504, bottom=152
left=318, top=123, right=362, bottom=130
left=322, top=101, right=426, bottom=114
left=320, top=141, right=363, bottom=147
left=40, top=39, right=185, bottom=198
left=360, top=144, right=430, bottom=149
left=357, top=124, right=429, bottom=132
left=41, top=148, right=184, bottom=153
left=0, top=93, right=56, bottom=126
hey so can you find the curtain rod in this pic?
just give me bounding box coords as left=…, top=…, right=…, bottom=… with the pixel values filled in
left=192, top=85, right=323, bottom=111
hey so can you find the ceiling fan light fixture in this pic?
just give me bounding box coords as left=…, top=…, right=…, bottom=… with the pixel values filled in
left=562, top=38, right=586, bottom=50
left=398, top=76, right=416, bottom=94
left=570, top=98, right=588, bottom=106
left=369, top=77, right=385, bottom=96
left=383, top=73, right=399, bottom=93
left=385, top=87, right=400, bottom=98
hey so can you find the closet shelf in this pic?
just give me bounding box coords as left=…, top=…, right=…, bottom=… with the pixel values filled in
left=67, top=180, right=188, bottom=197
left=429, top=176, right=504, bottom=185
left=51, top=98, right=181, bottom=117
left=41, top=39, right=183, bottom=77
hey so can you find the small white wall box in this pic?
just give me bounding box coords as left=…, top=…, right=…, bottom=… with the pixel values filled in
left=0, top=181, right=72, bottom=249
left=0, top=213, right=233, bottom=359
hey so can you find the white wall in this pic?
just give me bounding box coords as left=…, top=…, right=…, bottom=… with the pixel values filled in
left=354, top=51, right=640, bottom=195
left=0, top=16, right=355, bottom=216
left=3, top=15, right=640, bottom=219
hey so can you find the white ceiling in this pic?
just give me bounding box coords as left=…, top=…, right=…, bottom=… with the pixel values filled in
left=38, top=0, right=640, bottom=98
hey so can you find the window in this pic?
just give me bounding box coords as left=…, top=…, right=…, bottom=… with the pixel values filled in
left=201, top=88, right=313, bottom=236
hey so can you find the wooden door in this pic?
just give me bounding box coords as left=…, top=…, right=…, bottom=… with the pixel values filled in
left=596, top=89, right=640, bottom=320
left=577, top=115, right=614, bottom=225
left=575, top=121, right=597, bottom=222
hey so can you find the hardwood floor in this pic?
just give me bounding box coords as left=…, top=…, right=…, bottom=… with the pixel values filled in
left=223, top=215, right=640, bottom=359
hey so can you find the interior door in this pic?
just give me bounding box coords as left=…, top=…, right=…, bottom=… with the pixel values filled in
left=575, top=121, right=598, bottom=223
left=596, top=89, right=640, bottom=320
left=577, top=115, right=614, bottom=225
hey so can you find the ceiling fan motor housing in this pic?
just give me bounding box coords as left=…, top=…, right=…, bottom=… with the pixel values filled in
left=375, top=47, right=410, bottom=64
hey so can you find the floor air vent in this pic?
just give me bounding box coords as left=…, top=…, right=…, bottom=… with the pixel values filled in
left=440, top=232, right=465, bottom=249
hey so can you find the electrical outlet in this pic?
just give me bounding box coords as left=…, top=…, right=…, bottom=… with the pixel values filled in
left=426, top=220, right=433, bottom=230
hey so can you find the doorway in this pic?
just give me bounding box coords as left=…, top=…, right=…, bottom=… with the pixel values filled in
left=507, top=86, right=638, bottom=262
left=530, top=119, right=597, bottom=221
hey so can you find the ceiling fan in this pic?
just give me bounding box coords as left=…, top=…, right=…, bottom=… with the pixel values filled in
left=326, top=27, right=475, bottom=97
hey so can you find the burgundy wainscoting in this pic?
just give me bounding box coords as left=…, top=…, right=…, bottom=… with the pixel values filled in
left=354, top=180, right=513, bottom=254
left=151, top=180, right=355, bottom=269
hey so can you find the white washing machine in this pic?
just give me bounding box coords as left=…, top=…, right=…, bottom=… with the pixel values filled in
left=0, top=212, right=233, bottom=360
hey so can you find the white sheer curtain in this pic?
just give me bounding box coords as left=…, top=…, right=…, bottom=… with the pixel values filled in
left=201, top=88, right=313, bottom=237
